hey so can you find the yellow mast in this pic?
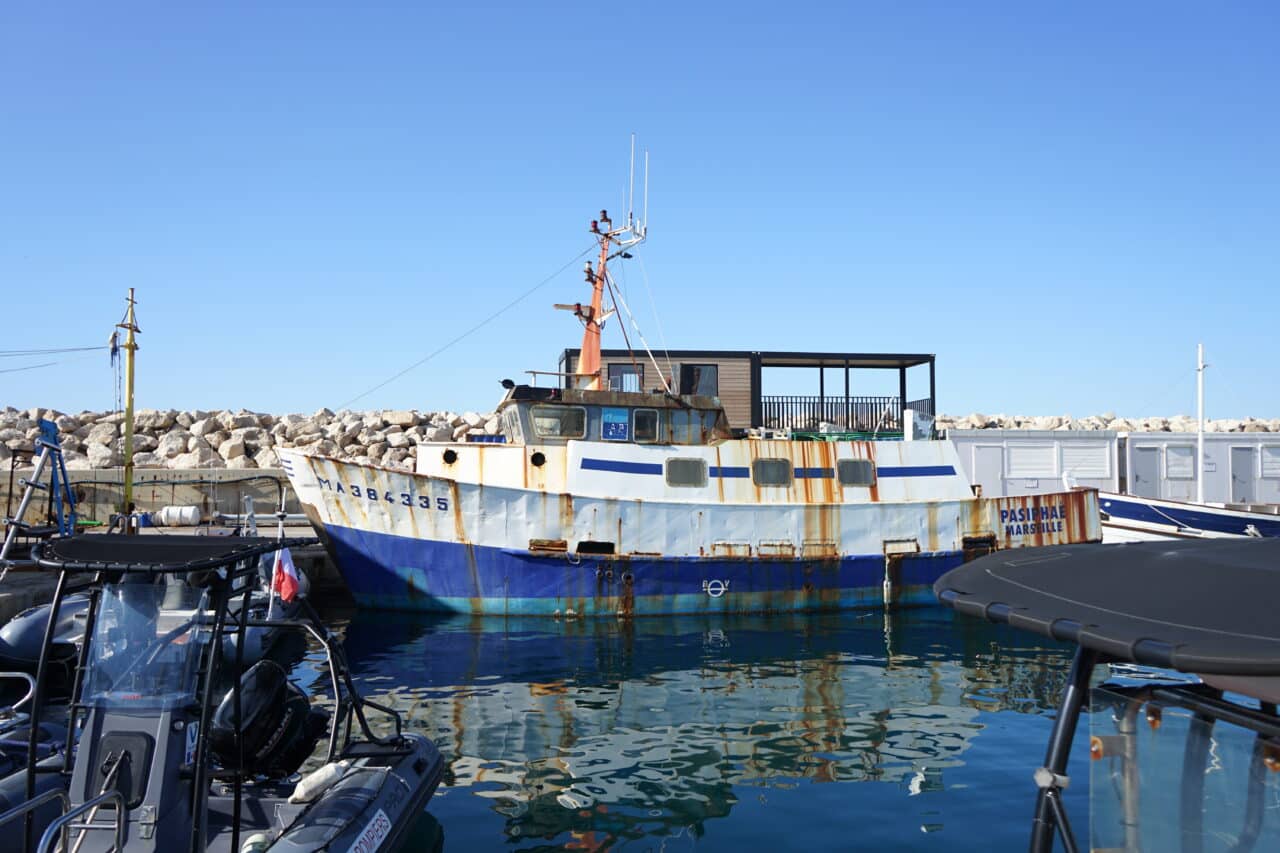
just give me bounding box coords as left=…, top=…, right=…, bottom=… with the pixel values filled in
left=117, top=288, right=139, bottom=522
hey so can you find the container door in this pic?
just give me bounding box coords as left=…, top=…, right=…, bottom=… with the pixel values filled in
left=973, top=445, right=1005, bottom=497
left=1131, top=447, right=1160, bottom=498
left=1231, top=446, right=1257, bottom=503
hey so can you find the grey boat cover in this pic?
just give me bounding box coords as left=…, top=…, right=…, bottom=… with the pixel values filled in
left=34, top=534, right=316, bottom=574
left=934, top=539, right=1280, bottom=676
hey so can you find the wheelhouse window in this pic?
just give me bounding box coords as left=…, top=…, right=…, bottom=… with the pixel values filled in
left=608, top=363, right=644, bottom=393
left=530, top=405, right=586, bottom=439
left=680, top=364, right=719, bottom=397
left=837, top=459, right=877, bottom=487
left=665, top=458, right=708, bottom=488
left=634, top=409, right=659, bottom=443
left=752, top=458, right=793, bottom=487
left=501, top=408, right=524, bottom=444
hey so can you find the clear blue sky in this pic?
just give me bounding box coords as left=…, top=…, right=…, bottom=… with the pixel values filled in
left=3, top=3, right=1277, bottom=419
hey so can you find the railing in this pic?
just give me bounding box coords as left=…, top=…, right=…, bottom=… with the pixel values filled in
left=38, top=791, right=126, bottom=853
left=761, top=395, right=908, bottom=432
left=906, top=397, right=934, bottom=417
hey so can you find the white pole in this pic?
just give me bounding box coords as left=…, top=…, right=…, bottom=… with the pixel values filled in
left=1197, top=343, right=1205, bottom=504
left=643, top=150, right=649, bottom=234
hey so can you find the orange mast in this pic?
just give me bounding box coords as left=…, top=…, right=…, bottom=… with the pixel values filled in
left=554, top=142, right=649, bottom=390
left=577, top=211, right=615, bottom=390
left=556, top=210, right=619, bottom=390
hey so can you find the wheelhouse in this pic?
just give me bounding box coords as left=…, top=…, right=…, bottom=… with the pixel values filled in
left=497, top=385, right=732, bottom=447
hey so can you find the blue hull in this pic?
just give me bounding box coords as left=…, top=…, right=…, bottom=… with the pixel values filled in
left=1100, top=495, right=1280, bottom=538
left=320, top=523, right=964, bottom=616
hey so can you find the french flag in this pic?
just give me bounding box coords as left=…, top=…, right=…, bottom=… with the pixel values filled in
left=272, top=548, right=301, bottom=604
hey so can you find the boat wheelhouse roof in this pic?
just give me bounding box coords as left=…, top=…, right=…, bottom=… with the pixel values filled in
left=935, top=538, right=1280, bottom=676
left=502, top=383, right=726, bottom=413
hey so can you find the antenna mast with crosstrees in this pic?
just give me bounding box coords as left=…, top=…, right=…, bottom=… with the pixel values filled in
left=555, top=137, right=649, bottom=390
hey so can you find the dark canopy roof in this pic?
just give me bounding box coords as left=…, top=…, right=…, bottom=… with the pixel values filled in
left=570, top=348, right=934, bottom=370
left=935, top=539, right=1280, bottom=676
left=35, top=534, right=317, bottom=575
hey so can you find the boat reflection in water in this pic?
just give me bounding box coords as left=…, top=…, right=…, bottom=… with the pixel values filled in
left=329, top=608, right=1082, bottom=850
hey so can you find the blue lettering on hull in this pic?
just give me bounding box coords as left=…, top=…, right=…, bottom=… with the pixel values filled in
left=319, top=524, right=964, bottom=616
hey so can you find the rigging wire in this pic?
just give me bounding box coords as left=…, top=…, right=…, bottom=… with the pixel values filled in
left=0, top=361, right=57, bottom=374
left=603, top=269, right=673, bottom=394
left=0, top=351, right=108, bottom=375
left=337, top=244, right=598, bottom=409
left=634, top=254, right=675, bottom=387
left=0, top=345, right=109, bottom=358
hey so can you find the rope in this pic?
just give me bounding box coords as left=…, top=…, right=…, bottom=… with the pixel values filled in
left=337, top=244, right=597, bottom=409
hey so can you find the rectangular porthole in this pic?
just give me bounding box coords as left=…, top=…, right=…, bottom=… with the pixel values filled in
left=665, top=458, right=708, bottom=488
left=752, top=458, right=793, bottom=487
left=837, top=459, right=877, bottom=487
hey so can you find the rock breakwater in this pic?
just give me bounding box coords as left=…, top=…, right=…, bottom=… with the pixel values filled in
left=2, top=407, right=1278, bottom=471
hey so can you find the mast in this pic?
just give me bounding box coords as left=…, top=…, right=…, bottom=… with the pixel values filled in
left=1196, top=343, right=1206, bottom=504
left=556, top=144, right=649, bottom=390
left=576, top=212, right=614, bottom=390
left=118, top=289, right=140, bottom=523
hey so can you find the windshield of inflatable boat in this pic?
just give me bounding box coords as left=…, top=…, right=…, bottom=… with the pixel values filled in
left=82, top=579, right=211, bottom=709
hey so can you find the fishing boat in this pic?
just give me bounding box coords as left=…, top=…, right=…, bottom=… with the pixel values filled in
left=281, top=201, right=1102, bottom=616
left=1099, top=344, right=1280, bottom=542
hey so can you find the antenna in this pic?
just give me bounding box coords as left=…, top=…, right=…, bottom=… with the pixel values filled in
left=628, top=134, right=636, bottom=228
left=642, top=149, right=649, bottom=237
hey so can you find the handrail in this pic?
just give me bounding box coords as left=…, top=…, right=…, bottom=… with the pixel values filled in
left=37, top=791, right=126, bottom=853
left=0, top=670, right=36, bottom=713
left=0, top=788, right=69, bottom=830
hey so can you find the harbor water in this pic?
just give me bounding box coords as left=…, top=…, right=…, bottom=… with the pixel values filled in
left=303, top=606, right=1090, bottom=850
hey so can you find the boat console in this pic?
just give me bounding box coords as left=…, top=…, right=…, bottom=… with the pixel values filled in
left=0, top=534, right=443, bottom=853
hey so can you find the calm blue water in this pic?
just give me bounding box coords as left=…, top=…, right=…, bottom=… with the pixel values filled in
left=316, top=607, right=1090, bottom=851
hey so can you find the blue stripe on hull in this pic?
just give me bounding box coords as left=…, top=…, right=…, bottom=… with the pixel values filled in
left=320, top=524, right=964, bottom=616
left=1100, top=496, right=1280, bottom=538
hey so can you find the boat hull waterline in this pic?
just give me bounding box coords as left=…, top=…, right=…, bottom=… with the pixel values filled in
left=283, top=449, right=1101, bottom=616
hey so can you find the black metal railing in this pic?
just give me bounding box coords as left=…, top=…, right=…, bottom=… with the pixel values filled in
left=906, top=397, right=934, bottom=417
left=761, top=395, right=906, bottom=432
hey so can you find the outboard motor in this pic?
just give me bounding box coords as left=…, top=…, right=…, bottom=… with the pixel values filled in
left=210, top=660, right=328, bottom=778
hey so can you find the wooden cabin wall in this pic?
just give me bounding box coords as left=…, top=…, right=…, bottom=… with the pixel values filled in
left=563, top=353, right=755, bottom=430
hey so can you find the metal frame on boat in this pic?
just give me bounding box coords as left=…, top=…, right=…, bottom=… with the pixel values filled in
left=935, top=538, right=1280, bottom=852
left=4, top=534, right=443, bottom=853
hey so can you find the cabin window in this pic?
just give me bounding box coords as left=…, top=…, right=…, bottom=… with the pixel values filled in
left=665, top=458, right=708, bottom=488
left=634, top=409, right=659, bottom=443
left=680, top=364, right=719, bottom=397
left=752, top=458, right=793, bottom=487
left=608, top=363, right=644, bottom=393
left=837, top=459, right=877, bottom=487
left=1165, top=445, right=1195, bottom=479
left=530, top=405, right=586, bottom=439
left=502, top=408, right=524, bottom=443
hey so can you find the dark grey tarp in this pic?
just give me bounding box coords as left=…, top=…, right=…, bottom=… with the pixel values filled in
left=34, top=534, right=316, bottom=574
left=934, top=539, right=1280, bottom=676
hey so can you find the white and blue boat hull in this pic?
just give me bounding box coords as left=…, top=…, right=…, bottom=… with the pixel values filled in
left=282, top=443, right=1101, bottom=616
left=1099, top=491, right=1280, bottom=541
